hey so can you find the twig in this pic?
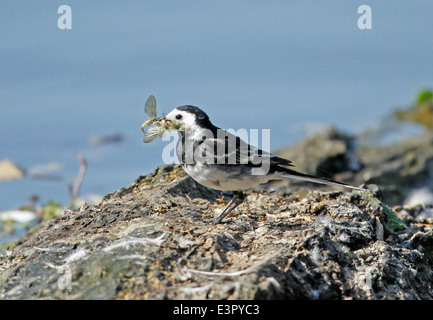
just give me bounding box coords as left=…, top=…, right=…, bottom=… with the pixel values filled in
left=68, top=152, right=87, bottom=209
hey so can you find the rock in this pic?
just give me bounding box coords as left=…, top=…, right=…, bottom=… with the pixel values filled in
left=270, top=128, right=433, bottom=207
left=1, top=164, right=432, bottom=300
left=274, top=127, right=356, bottom=180
left=87, top=133, right=123, bottom=146
left=0, top=159, right=25, bottom=181
left=352, top=134, right=433, bottom=206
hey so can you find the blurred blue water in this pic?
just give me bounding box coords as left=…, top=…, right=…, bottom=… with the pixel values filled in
left=1, top=1, right=433, bottom=210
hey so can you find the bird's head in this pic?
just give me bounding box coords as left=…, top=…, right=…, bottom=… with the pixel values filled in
left=164, top=106, right=212, bottom=131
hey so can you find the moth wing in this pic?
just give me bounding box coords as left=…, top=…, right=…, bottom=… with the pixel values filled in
left=143, top=126, right=163, bottom=143
left=144, top=95, right=157, bottom=119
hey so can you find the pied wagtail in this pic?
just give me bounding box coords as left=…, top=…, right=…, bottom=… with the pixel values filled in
left=152, top=105, right=364, bottom=223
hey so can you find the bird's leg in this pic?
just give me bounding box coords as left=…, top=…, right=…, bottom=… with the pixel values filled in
left=213, top=191, right=245, bottom=224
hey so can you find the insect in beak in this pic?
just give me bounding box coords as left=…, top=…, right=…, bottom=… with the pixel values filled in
left=141, top=95, right=174, bottom=142
left=141, top=117, right=167, bottom=131
left=141, top=119, right=153, bottom=132
left=156, top=117, right=167, bottom=126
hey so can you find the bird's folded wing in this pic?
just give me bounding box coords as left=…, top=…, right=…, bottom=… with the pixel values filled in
left=198, top=130, right=293, bottom=167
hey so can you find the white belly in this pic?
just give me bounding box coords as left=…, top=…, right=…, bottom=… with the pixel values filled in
left=183, top=163, right=270, bottom=191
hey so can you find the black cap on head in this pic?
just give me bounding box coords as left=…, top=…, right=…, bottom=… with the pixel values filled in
left=177, top=105, right=213, bottom=128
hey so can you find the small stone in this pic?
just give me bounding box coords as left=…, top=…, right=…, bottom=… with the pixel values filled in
left=0, top=159, right=25, bottom=181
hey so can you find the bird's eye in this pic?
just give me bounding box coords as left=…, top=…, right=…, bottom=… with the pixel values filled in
left=175, top=114, right=182, bottom=120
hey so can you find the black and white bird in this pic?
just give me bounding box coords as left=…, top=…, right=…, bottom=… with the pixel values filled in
left=159, top=106, right=364, bottom=223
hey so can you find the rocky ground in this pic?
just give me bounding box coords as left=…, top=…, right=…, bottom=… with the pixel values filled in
left=1, top=128, right=433, bottom=300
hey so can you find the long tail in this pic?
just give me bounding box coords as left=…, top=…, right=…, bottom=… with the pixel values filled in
left=276, top=168, right=365, bottom=191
